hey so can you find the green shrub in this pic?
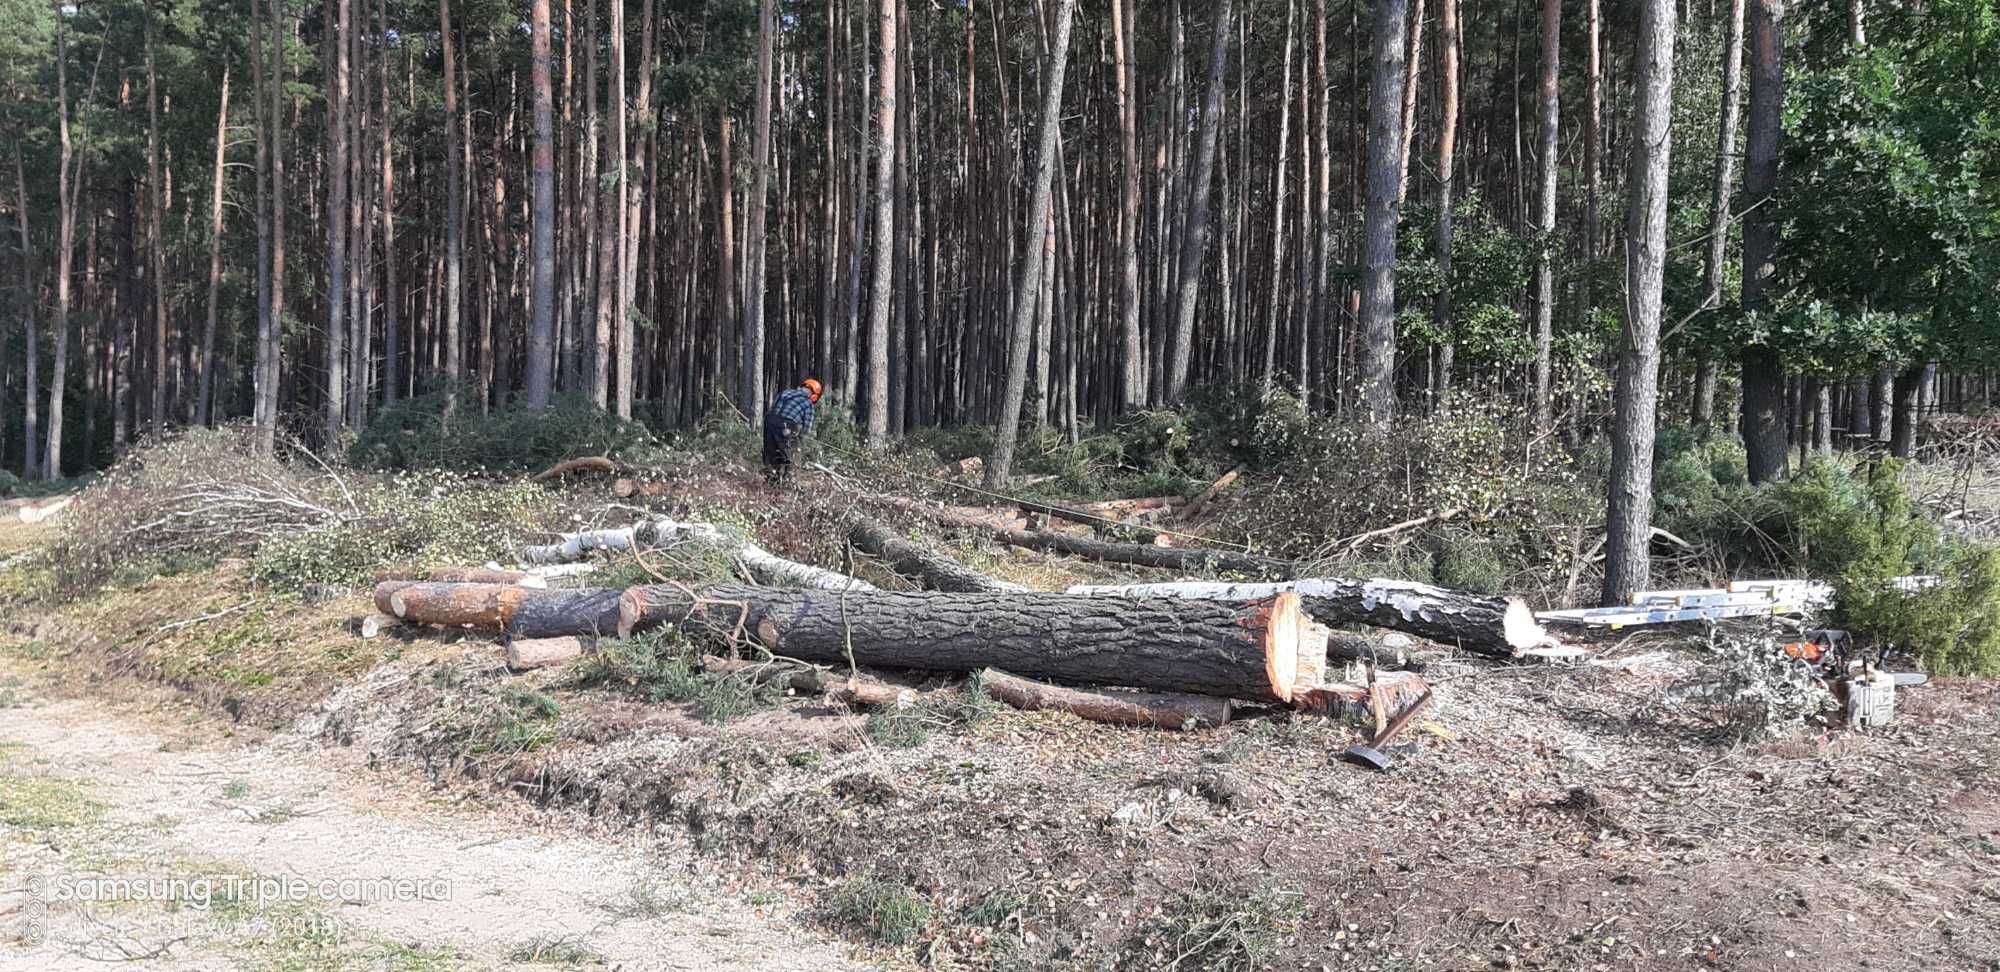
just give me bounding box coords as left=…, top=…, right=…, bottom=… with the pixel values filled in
left=1432, top=531, right=1507, bottom=594
left=1764, top=459, right=2000, bottom=674
left=348, top=392, right=660, bottom=473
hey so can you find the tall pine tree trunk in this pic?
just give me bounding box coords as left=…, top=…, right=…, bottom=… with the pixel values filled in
left=1356, top=0, right=1410, bottom=421
left=14, top=145, right=38, bottom=477
left=1259, top=0, right=1297, bottom=395
left=741, top=0, right=777, bottom=417
left=983, top=0, right=1078, bottom=486
left=198, top=67, right=231, bottom=427
left=438, top=0, right=462, bottom=412
left=324, top=0, right=352, bottom=442
left=1692, top=0, right=1745, bottom=428
left=1433, top=0, right=1459, bottom=399
left=145, top=3, right=170, bottom=438
left=1529, top=0, right=1560, bottom=431
left=863, top=0, right=897, bottom=447
left=1740, top=0, right=1788, bottom=483
left=524, top=0, right=556, bottom=407
left=1165, top=0, right=1233, bottom=403
left=1603, top=0, right=1677, bottom=605
left=1110, top=0, right=1143, bottom=411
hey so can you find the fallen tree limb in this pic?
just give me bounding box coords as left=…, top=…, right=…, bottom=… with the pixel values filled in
left=699, top=655, right=916, bottom=707
left=520, top=517, right=874, bottom=591
left=869, top=495, right=1284, bottom=577
left=618, top=585, right=1322, bottom=704
left=976, top=668, right=1230, bottom=730
left=1332, top=508, right=1461, bottom=552
left=1064, top=578, right=1547, bottom=658
left=845, top=516, right=1027, bottom=593
left=373, top=566, right=549, bottom=588
left=531, top=456, right=617, bottom=482
left=1176, top=467, right=1242, bottom=522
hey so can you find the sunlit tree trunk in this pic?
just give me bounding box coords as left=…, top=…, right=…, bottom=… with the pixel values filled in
left=1433, top=0, right=1459, bottom=400
left=197, top=67, right=231, bottom=427
left=1603, top=0, right=1677, bottom=605
left=1529, top=0, right=1559, bottom=431
left=523, top=0, right=556, bottom=407
left=741, top=0, right=776, bottom=417
left=984, top=0, right=1078, bottom=486
left=1259, top=0, right=1297, bottom=396
left=1165, top=0, right=1233, bottom=403
left=324, top=0, right=352, bottom=441
left=1357, top=0, right=1410, bottom=421
left=864, top=0, right=897, bottom=447
left=14, top=144, right=39, bottom=477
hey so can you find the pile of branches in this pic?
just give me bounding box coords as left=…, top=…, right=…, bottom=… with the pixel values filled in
left=39, top=429, right=358, bottom=595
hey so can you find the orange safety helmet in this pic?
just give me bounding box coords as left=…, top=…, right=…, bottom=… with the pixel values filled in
left=802, top=378, right=824, bottom=403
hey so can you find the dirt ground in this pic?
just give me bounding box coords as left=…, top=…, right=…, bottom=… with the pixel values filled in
left=5, top=468, right=2000, bottom=971
left=0, top=657, right=868, bottom=970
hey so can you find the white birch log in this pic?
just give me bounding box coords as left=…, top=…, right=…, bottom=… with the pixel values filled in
left=1065, top=577, right=1549, bottom=658
left=519, top=517, right=874, bottom=592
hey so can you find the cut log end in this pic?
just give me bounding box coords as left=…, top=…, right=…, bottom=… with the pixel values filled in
left=1502, top=599, right=1552, bottom=653
left=1261, top=592, right=1305, bottom=704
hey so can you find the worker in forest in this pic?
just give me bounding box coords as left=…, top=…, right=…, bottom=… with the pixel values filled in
left=762, top=378, right=823, bottom=486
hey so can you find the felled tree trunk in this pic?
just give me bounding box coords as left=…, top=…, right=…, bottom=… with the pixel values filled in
left=846, top=516, right=1027, bottom=593
left=977, top=668, right=1231, bottom=730
left=373, top=566, right=548, bottom=587
left=520, top=517, right=874, bottom=591
left=618, top=585, right=1322, bottom=704
left=1066, top=578, right=1546, bottom=658
left=374, top=581, right=625, bottom=638
left=875, top=495, right=1289, bottom=577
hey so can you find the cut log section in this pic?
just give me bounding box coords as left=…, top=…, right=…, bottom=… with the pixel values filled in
left=1175, top=466, right=1242, bottom=522
left=374, top=582, right=625, bottom=639
left=506, top=636, right=589, bottom=670
left=1293, top=670, right=1431, bottom=723
left=617, top=585, right=1322, bottom=704
left=845, top=516, right=1027, bottom=593
left=1065, top=578, right=1548, bottom=658
left=976, top=668, right=1231, bottom=730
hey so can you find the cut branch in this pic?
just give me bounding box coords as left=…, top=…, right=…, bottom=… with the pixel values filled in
left=531, top=455, right=617, bottom=482
left=976, top=668, right=1231, bottom=729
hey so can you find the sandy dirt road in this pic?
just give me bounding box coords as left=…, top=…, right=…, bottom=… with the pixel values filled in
left=0, top=664, right=872, bottom=971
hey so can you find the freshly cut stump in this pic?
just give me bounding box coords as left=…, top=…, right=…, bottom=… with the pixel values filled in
left=618, top=585, right=1319, bottom=704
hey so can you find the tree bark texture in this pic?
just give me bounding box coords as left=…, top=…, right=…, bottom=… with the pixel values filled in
left=1357, top=0, right=1410, bottom=421
left=846, top=515, right=1028, bottom=593
left=1602, top=0, right=1676, bottom=606
left=1739, top=0, right=1788, bottom=484
left=984, top=0, right=1079, bottom=488
left=1065, top=577, right=1546, bottom=658
left=375, top=581, right=625, bottom=639
left=1529, top=0, right=1560, bottom=431
left=617, top=584, right=1320, bottom=704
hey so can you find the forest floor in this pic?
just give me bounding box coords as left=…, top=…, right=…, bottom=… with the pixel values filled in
left=3, top=450, right=1999, bottom=971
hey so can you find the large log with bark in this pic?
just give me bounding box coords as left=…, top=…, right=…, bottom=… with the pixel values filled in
left=1065, top=577, right=1548, bottom=658
left=617, top=585, right=1323, bottom=704
left=846, top=516, right=1027, bottom=593
left=374, top=582, right=625, bottom=638
left=976, top=668, right=1231, bottom=729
